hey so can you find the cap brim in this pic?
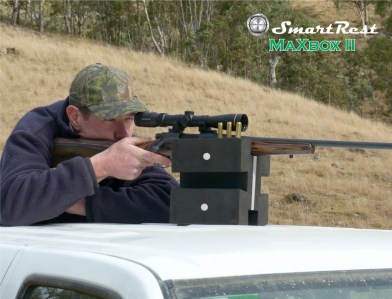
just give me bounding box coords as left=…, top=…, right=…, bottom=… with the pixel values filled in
left=89, top=99, right=148, bottom=120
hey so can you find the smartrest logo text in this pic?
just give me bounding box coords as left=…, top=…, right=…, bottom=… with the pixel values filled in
left=270, top=38, right=356, bottom=52
left=271, top=21, right=378, bottom=35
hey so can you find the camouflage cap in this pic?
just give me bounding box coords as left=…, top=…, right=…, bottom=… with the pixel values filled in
left=69, top=63, right=148, bottom=120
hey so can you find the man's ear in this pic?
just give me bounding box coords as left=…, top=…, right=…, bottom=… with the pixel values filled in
left=66, top=105, right=82, bottom=131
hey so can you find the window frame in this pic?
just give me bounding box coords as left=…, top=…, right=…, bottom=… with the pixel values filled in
left=17, top=274, right=123, bottom=299
left=165, top=269, right=392, bottom=299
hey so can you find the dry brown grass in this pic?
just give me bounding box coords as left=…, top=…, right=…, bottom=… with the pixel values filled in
left=1, top=23, right=391, bottom=229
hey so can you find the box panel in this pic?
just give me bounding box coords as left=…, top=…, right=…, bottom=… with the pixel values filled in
left=172, top=138, right=252, bottom=172
left=170, top=188, right=249, bottom=225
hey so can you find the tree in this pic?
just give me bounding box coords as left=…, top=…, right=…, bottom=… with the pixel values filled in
left=269, top=52, right=279, bottom=87
left=364, top=13, right=392, bottom=112
left=39, top=0, right=44, bottom=33
left=333, top=0, right=376, bottom=35
left=352, top=0, right=370, bottom=28
left=142, top=0, right=164, bottom=55
left=11, top=0, right=22, bottom=25
left=63, top=0, right=71, bottom=34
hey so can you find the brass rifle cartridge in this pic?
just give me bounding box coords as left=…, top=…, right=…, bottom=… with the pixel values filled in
left=226, top=122, right=232, bottom=138
left=218, top=122, right=223, bottom=138
left=235, top=122, right=242, bottom=138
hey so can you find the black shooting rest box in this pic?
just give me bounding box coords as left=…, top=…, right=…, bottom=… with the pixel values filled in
left=170, top=138, right=270, bottom=225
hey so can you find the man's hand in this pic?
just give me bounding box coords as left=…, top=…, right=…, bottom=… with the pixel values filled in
left=66, top=198, right=86, bottom=216
left=90, top=137, right=171, bottom=182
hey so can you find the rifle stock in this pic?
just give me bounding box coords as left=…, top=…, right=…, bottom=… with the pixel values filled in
left=251, top=140, right=314, bottom=156
left=51, top=138, right=114, bottom=167
left=51, top=137, right=314, bottom=167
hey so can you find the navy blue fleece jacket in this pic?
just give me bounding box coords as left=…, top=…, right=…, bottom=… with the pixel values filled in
left=0, top=99, right=179, bottom=226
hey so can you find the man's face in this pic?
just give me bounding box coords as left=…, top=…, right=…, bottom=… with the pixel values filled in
left=78, top=112, right=135, bottom=140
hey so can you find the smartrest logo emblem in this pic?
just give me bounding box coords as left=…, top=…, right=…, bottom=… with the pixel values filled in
left=247, top=14, right=269, bottom=36
left=247, top=14, right=379, bottom=52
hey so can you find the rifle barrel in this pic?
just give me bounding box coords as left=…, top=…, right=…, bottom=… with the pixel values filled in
left=243, top=136, right=392, bottom=150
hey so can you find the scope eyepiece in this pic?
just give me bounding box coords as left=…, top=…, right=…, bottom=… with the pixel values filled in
left=135, top=111, right=248, bottom=132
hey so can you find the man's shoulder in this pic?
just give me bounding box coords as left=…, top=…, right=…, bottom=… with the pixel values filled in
left=13, top=99, right=68, bottom=135
left=29, top=99, right=67, bottom=116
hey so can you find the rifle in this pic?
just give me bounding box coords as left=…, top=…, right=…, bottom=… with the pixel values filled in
left=52, top=111, right=392, bottom=226
left=52, top=111, right=392, bottom=167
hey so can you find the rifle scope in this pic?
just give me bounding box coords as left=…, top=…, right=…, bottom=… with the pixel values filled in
left=135, top=111, right=248, bottom=132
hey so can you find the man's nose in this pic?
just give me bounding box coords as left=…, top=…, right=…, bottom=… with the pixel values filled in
left=114, top=120, right=132, bottom=140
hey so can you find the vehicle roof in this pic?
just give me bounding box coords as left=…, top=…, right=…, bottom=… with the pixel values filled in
left=1, top=224, right=392, bottom=281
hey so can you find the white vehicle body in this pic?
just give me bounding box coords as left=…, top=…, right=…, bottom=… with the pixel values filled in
left=1, top=224, right=392, bottom=299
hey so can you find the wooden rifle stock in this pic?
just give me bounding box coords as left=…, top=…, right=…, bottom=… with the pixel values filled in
left=51, top=137, right=314, bottom=167
left=250, top=140, right=314, bottom=156
left=51, top=138, right=114, bottom=167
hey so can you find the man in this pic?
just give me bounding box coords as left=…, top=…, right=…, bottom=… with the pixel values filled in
left=0, top=63, right=179, bottom=226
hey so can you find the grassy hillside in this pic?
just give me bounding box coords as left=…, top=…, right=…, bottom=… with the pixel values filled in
left=292, top=0, right=381, bottom=26
left=1, top=23, right=392, bottom=229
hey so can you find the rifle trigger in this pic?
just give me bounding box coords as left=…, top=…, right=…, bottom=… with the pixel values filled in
left=150, top=139, right=166, bottom=153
